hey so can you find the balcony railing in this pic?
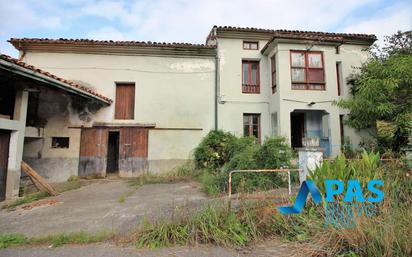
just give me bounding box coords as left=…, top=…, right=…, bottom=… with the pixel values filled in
left=242, top=84, right=260, bottom=94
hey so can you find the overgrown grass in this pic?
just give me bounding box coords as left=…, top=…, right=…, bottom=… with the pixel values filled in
left=129, top=154, right=411, bottom=257
left=2, top=176, right=83, bottom=211
left=127, top=161, right=200, bottom=188
left=1, top=191, right=50, bottom=211
left=0, top=231, right=114, bottom=249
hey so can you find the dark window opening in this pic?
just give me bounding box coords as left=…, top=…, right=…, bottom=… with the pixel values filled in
left=290, top=51, right=325, bottom=90
left=339, top=115, right=345, bottom=146
left=243, top=114, right=261, bottom=141
left=0, top=87, right=15, bottom=119
left=51, top=137, right=69, bottom=148
left=243, top=41, right=259, bottom=50
left=107, top=131, right=119, bottom=173
left=26, top=92, right=42, bottom=127
left=242, top=60, right=260, bottom=93
left=336, top=62, right=342, bottom=96
left=271, top=55, right=277, bottom=94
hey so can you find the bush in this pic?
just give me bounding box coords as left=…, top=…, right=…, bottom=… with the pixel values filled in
left=194, top=130, right=236, bottom=172
left=197, top=135, right=294, bottom=195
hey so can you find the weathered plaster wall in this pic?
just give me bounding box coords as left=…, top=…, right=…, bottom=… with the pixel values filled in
left=217, top=38, right=271, bottom=139
left=268, top=42, right=371, bottom=156
left=23, top=90, right=83, bottom=182
left=22, top=52, right=215, bottom=176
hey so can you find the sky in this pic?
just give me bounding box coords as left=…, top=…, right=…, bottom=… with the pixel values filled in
left=0, top=0, right=411, bottom=57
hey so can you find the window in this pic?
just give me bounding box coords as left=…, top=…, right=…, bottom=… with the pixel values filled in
left=243, top=41, right=259, bottom=50
left=51, top=137, right=69, bottom=148
left=336, top=62, right=342, bottom=96
left=115, top=83, right=135, bottom=119
left=339, top=115, right=344, bottom=146
left=290, top=51, right=325, bottom=90
left=242, top=61, right=260, bottom=93
left=243, top=114, right=260, bottom=141
left=271, top=55, right=276, bottom=93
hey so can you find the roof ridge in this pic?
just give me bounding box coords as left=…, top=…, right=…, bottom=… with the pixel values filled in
left=0, top=54, right=112, bottom=104
left=8, top=38, right=216, bottom=49
left=213, top=25, right=376, bottom=39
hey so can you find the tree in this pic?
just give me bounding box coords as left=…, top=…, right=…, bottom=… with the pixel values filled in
left=337, top=31, right=412, bottom=152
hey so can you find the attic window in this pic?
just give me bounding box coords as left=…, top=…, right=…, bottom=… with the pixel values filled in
left=51, top=137, right=69, bottom=148
left=243, top=41, right=259, bottom=50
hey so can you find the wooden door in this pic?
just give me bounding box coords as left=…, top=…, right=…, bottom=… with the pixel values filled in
left=78, top=128, right=108, bottom=177
left=119, top=128, right=148, bottom=176
left=115, top=83, right=135, bottom=120
left=0, top=130, right=10, bottom=201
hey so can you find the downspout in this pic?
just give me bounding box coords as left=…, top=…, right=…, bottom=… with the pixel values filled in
left=213, top=26, right=219, bottom=130
left=214, top=53, right=219, bottom=130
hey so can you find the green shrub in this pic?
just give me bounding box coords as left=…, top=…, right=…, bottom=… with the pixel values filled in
left=308, top=151, right=382, bottom=194
left=0, top=234, right=28, bottom=249
left=194, top=130, right=237, bottom=172
left=198, top=136, right=293, bottom=195
left=256, top=137, right=293, bottom=169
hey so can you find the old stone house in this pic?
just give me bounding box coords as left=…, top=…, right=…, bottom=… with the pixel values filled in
left=0, top=26, right=376, bottom=200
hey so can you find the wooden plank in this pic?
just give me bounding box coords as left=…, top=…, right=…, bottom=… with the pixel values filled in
left=21, top=161, right=59, bottom=196
left=115, top=83, right=135, bottom=119
left=0, top=130, right=11, bottom=201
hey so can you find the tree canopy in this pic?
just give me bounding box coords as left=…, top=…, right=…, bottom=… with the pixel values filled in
left=337, top=31, right=412, bottom=152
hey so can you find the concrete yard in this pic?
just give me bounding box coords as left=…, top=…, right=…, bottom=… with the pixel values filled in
left=0, top=179, right=207, bottom=237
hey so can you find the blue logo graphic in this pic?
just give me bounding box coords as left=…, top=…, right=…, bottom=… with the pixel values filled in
left=278, top=180, right=322, bottom=214
left=278, top=179, right=384, bottom=227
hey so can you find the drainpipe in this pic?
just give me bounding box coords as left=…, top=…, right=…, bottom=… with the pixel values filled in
left=213, top=26, right=219, bottom=130
left=214, top=53, right=219, bottom=130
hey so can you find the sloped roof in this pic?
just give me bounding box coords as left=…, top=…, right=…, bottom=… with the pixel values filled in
left=9, top=38, right=215, bottom=49
left=208, top=25, right=377, bottom=47
left=0, top=54, right=112, bottom=104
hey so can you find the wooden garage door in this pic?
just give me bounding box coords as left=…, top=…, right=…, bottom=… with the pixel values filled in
left=78, top=128, right=108, bottom=177
left=0, top=130, right=10, bottom=201
left=119, top=128, right=148, bottom=176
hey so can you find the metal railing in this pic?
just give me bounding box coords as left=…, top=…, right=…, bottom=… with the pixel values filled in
left=227, top=168, right=302, bottom=208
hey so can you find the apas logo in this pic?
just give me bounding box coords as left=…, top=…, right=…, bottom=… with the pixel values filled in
left=278, top=180, right=384, bottom=228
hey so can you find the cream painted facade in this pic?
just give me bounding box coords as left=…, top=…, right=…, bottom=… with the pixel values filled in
left=19, top=51, right=216, bottom=181
left=7, top=26, right=375, bottom=186
left=211, top=30, right=373, bottom=157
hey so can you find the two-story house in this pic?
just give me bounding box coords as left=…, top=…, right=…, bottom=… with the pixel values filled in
left=207, top=26, right=375, bottom=156
left=0, top=25, right=375, bottom=200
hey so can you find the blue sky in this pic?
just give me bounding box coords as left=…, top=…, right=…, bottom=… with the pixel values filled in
left=0, top=0, right=411, bottom=57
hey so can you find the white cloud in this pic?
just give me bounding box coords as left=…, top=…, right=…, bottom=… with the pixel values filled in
left=341, top=2, right=412, bottom=46
left=87, top=26, right=126, bottom=40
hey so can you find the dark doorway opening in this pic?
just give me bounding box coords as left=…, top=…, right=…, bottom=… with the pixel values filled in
left=0, top=130, right=11, bottom=201
left=291, top=112, right=305, bottom=148
left=107, top=131, right=119, bottom=173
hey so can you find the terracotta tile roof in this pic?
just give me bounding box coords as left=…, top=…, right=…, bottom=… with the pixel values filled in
left=0, top=54, right=112, bottom=104
left=9, top=38, right=216, bottom=49
left=209, top=26, right=377, bottom=46
left=213, top=25, right=376, bottom=41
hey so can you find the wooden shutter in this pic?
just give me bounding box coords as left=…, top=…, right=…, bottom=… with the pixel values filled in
left=0, top=130, right=10, bottom=200
left=78, top=128, right=108, bottom=177
left=115, top=83, right=135, bottom=119
left=119, top=128, right=148, bottom=176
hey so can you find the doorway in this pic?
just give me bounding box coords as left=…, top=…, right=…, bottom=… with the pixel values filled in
left=107, top=131, right=119, bottom=173
left=291, top=112, right=305, bottom=148
left=0, top=130, right=11, bottom=201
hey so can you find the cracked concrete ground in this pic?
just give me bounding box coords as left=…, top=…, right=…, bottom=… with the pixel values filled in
left=0, top=180, right=306, bottom=257
left=0, top=180, right=207, bottom=237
